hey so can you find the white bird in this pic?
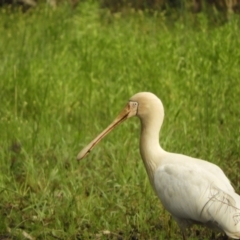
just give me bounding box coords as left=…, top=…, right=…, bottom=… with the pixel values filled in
left=77, top=92, right=240, bottom=239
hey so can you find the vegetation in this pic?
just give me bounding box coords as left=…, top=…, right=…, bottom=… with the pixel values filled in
left=0, top=2, right=240, bottom=239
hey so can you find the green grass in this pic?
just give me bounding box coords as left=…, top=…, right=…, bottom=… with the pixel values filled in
left=0, top=2, right=240, bottom=239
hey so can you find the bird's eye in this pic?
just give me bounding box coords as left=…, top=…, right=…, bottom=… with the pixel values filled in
left=129, top=101, right=138, bottom=109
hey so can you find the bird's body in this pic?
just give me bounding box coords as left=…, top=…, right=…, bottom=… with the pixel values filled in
left=153, top=152, right=240, bottom=238
left=77, top=92, right=240, bottom=239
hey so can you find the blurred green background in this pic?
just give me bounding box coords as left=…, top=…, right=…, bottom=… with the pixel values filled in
left=0, top=1, right=240, bottom=239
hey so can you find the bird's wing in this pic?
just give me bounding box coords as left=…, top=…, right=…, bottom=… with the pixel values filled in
left=154, top=162, right=240, bottom=236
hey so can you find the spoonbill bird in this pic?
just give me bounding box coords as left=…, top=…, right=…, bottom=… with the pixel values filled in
left=77, top=92, right=240, bottom=239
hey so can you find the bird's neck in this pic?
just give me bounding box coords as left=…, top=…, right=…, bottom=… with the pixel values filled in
left=139, top=120, right=163, bottom=188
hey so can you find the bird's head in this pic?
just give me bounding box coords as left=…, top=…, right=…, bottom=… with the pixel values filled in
left=77, top=92, right=164, bottom=160
left=129, top=92, right=164, bottom=121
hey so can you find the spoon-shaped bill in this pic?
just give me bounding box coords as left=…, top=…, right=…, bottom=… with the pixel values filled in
left=77, top=101, right=138, bottom=160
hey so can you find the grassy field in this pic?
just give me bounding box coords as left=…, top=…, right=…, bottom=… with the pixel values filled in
left=0, top=2, right=240, bottom=239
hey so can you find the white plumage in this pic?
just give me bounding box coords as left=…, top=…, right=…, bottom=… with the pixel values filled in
left=77, top=92, right=240, bottom=239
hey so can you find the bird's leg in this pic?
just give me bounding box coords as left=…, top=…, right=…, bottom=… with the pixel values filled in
left=174, top=217, right=188, bottom=240
left=211, top=232, right=229, bottom=240
left=222, top=233, right=229, bottom=240
left=211, top=232, right=215, bottom=240
left=181, top=230, right=187, bottom=240
left=167, top=216, right=172, bottom=239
